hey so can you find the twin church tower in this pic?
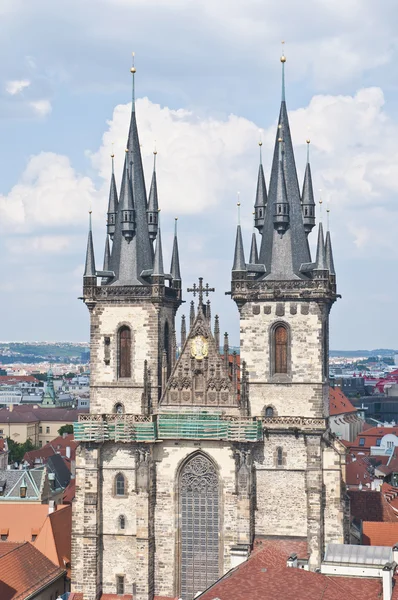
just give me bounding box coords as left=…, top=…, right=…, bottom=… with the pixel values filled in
left=72, top=55, right=346, bottom=600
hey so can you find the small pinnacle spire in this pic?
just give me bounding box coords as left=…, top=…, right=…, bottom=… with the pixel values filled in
left=84, top=212, right=96, bottom=278
left=301, top=139, right=316, bottom=236
left=232, top=223, right=246, bottom=272
left=181, top=314, right=187, bottom=346
left=103, top=234, right=110, bottom=271
left=153, top=219, right=164, bottom=276
left=280, top=42, right=286, bottom=102
left=314, top=222, right=327, bottom=271
left=147, top=151, right=159, bottom=241
left=190, top=300, right=195, bottom=329
left=249, top=232, right=258, bottom=264
left=273, top=138, right=290, bottom=236
left=107, top=153, right=119, bottom=239
left=170, top=217, right=181, bottom=281
left=130, top=52, right=136, bottom=111
left=214, top=315, right=220, bottom=351
left=325, top=209, right=336, bottom=276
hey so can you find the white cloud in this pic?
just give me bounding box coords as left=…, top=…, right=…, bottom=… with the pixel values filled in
left=6, top=79, right=30, bottom=95
left=0, top=152, right=99, bottom=231
left=6, top=235, right=72, bottom=256
left=30, top=99, right=52, bottom=116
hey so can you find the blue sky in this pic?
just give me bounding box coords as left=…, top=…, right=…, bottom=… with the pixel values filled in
left=0, top=0, right=398, bottom=349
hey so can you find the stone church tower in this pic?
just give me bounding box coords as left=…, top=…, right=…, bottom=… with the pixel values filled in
left=72, top=57, right=347, bottom=600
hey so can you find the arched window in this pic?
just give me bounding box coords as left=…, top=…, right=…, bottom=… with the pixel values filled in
left=274, top=324, right=288, bottom=374
left=118, top=326, right=131, bottom=378
left=114, top=403, right=124, bottom=414
left=179, top=454, right=219, bottom=599
left=115, top=473, right=126, bottom=497
left=265, top=406, right=274, bottom=417
left=277, top=447, right=283, bottom=467
left=118, top=515, right=126, bottom=530
left=164, top=322, right=170, bottom=375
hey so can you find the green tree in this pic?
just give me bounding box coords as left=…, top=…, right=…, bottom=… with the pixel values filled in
left=58, top=424, right=74, bottom=436
left=7, top=438, right=38, bottom=464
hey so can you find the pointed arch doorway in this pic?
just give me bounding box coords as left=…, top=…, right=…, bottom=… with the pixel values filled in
left=179, top=453, right=220, bottom=600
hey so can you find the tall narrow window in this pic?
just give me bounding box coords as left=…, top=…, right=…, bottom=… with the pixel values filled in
left=277, top=447, right=283, bottom=467
left=116, top=575, right=125, bottom=595
left=164, top=321, right=170, bottom=376
left=115, top=473, right=126, bottom=497
left=119, top=515, right=126, bottom=530
left=274, top=324, right=288, bottom=374
left=118, top=326, right=131, bottom=378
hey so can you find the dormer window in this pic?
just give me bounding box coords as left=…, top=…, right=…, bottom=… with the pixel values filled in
left=20, top=478, right=27, bottom=498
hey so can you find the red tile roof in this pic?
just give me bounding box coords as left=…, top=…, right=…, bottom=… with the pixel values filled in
left=197, top=538, right=383, bottom=600
left=350, top=426, right=398, bottom=451
left=63, top=479, right=76, bottom=504
left=0, top=541, right=65, bottom=600
left=349, top=489, right=398, bottom=522
left=345, top=453, right=374, bottom=487
left=362, top=521, right=398, bottom=546
left=329, top=387, right=357, bottom=416
left=23, top=434, right=78, bottom=468
left=0, top=376, right=39, bottom=384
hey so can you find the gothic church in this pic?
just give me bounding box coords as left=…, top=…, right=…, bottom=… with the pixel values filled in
left=72, top=55, right=347, bottom=600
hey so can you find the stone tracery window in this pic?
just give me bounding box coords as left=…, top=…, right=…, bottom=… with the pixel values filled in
left=274, top=324, right=288, bottom=374
left=115, top=473, right=126, bottom=497
left=179, top=454, right=219, bottom=600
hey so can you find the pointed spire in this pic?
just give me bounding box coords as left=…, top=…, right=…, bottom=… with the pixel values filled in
left=181, top=314, right=187, bottom=347
left=214, top=315, right=220, bottom=352
left=258, top=52, right=311, bottom=280
left=147, top=150, right=159, bottom=241
left=84, top=212, right=96, bottom=278
left=103, top=235, right=110, bottom=271
left=223, top=332, right=229, bottom=374
left=249, top=232, right=258, bottom=264
left=170, top=218, right=181, bottom=281
left=302, top=139, right=316, bottom=235
left=232, top=203, right=246, bottom=272
left=107, top=154, right=118, bottom=239
left=254, top=142, right=267, bottom=234
left=153, top=220, right=164, bottom=276
left=325, top=210, right=336, bottom=276
left=314, top=222, right=327, bottom=271
left=206, top=299, right=211, bottom=322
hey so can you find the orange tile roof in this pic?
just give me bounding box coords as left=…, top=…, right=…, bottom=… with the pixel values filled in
left=329, top=387, right=357, bottom=416
left=63, top=479, right=76, bottom=504
left=197, top=538, right=382, bottom=600
left=0, top=503, right=71, bottom=574
left=0, top=541, right=65, bottom=600
left=349, top=489, right=398, bottom=522
left=362, top=521, right=398, bottom=546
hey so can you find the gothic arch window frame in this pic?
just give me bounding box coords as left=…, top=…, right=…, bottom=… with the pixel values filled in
left=114, top=472, right=127, bottom=498
left=116, top=322, right=133, bottom=380
left=164, top=320, right=171, bottom=377
left=175, top=451, right=222, bottom=599
left=269, top=321, right=292, bottom=383
left=264, top=405, right=277, bottom=418
left=113, top=402, right=125, bottom=414
left=275, top=446, right=286, bottom=468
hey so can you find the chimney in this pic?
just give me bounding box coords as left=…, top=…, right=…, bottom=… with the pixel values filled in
left=66, top=446, right=71, bottom=459
left=393, top=545, right=398, bottom=565
left=287, top=553, right=298, bottom=568
left=63, top=432, right=67, bottom=439
left=48, top=500, right=56, bottom=514
left=382, top=562, right=394, bottom=600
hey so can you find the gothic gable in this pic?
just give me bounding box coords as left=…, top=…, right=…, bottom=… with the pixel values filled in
left=160, top=306, right=239, bottom=409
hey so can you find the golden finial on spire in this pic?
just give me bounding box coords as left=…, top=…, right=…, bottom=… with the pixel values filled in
left=130, top=51, right=136, bottom=74
left=306, top=138, right=311, bottom=145
left=125, top=148, right=129, bottom=153
left=280, top=41, right=286, bottom=63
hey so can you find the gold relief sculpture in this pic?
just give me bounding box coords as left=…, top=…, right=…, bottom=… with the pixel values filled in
left=190, top=335, right=208, bottom=360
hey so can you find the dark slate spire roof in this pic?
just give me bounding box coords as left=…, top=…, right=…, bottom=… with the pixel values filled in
left=103, top=235, right=110, bottom=271
left=126, top=69, right=153, bottom=272
left=314, top=222, right=327, bottom=271
left=84, top=213, right=96, bottom=277
left=325, top=229, right=335, bottom=276
left=170, top=218, right=181, bottom=281
left=254, top=144, right=267, bottom=234
left=106, top=155, right=118, bottom=239
left=249, top=232, right=258, bottom=264
left=258, top=57, right=311, bottom=280
left=153, top=227, right=164, bottom=276
left=232, top=224, right=246, bottom=272
left=301, top=140, right=316, bottom=235
left=147, top=152, right=159, bottom=242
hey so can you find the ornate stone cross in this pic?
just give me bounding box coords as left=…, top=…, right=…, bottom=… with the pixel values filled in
left=187, top=277, right=215, bottom=306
